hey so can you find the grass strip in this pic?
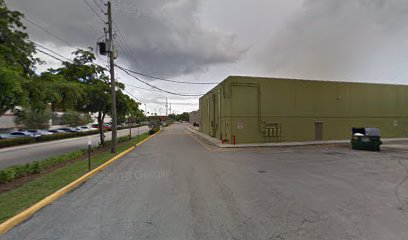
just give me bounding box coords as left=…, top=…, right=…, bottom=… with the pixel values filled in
left=0, top=133, right=149, bottom=224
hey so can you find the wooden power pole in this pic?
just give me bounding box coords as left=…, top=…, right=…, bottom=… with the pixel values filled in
left=107, top=1, right=117, bottom=153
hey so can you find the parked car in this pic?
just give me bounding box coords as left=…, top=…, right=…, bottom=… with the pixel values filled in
left=193, top=122, right=200, bottom=127
left=48, top=129, right=66, bottom=134
left=26, top=130, right=53, bottom=137
left=92, top=124, right=111, bottom=130
left=77, top=126, right=97, bottom=132
left=57, top=127, right=80, bottom=133
left=2, top=131, right=33, bottom=139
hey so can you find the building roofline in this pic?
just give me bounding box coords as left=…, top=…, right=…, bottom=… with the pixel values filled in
left=199, top=75, right=408, bottom=100
left=227, top=75, right=408, bottom=87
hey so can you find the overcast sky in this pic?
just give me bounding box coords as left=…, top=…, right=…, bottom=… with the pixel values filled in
left=7, top=0, right=408, bottom=114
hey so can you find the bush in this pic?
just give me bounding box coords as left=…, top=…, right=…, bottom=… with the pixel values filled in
left=0, top=169, right=17, bottom=183
left=0, top=150, right=86, bottom=184
left=13, top=164, right=32, bottom=177
left=35, top=133, right=73, bottom=142
left=102, top=135, right=131, bottom=147
left=14, top=108, right=52, bottom=130
left=36, top=130, right=100, bottom=142
left=149, top=127, right=160, bottom=135
left=0, top=138, right=35, bottom=148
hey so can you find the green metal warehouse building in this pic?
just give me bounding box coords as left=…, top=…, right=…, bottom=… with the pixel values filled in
left=199, top=76, right=408, bottom=144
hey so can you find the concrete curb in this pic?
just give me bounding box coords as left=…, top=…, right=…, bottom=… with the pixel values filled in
left=0, top=130, right=161, bottom=235
left=185, top=127, right=408, bottom=148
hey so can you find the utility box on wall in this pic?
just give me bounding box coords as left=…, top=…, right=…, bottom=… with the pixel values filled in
left=199, top=76, right=408, bottom=144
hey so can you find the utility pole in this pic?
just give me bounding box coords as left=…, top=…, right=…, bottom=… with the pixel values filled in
left=107, top=1, right=117, bottom=153
left=165, top=97, right=168, bottom=116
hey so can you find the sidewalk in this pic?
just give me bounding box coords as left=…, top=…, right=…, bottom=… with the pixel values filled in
left=185, top=126, right=408, bottom=149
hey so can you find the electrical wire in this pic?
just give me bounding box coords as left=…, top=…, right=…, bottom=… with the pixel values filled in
left=124, top=82, right=205, bottom=95
left=113, top=24, right=142, bottom=70
left=116, top=65, right=204, bottom=97
left=123, top=89, right=156, bottom=112
left=83, top=4, right=216, bottom=86
left=34, top=46, right=156, bottom=113
left=83, top=0, right=107, bottom=24
left=24, top=9, right=205, bottom=100
left=25, top=18, right=74, bottom=47
left=33, top=42, right=73, bottom=63
left=123, top=89, right=142, bottom=102
left=124, top=83, right=165, bottom=93
left=92, top=0, right=106, bottom=14
left=35, top=48, right=69, bottom=64
left=31, top=31, right=204, bottom=97
left=115, top=64, right=219, bottom=85
left=112, top=21, right=218, bottom=85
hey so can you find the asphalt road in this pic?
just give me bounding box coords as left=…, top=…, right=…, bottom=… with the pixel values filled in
left=0, top=126, right=148, bottom=170
left=2, top=124, right=408, bottom=239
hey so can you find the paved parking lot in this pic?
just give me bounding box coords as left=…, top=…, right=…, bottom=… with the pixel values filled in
left=2, top=125, right=408, bottom=239
left=0, top=126, right=148, bottom=170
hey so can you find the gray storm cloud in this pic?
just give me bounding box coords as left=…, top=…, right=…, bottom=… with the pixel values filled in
left=7, top=0, right=244, bottom=78
left=257, top=0, right=408, bottom=83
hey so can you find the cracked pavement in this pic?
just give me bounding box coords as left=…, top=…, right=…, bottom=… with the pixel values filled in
left=2, top=124, right=408, bottom=240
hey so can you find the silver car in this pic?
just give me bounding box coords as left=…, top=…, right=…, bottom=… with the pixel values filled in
left=2, top=131, right=33, bottom=139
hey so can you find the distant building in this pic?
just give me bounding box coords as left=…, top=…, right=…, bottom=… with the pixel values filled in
left=200, top=76, right=408, bottom=144
left=0, top=108, right=98, bottom=132
left=0, top=110, right=17, bottom=132
left=189, top=111, right=200, bottom=125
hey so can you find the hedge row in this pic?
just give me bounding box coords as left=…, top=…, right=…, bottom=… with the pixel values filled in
left=0, top=138, right=35, bottom=148
left=102, top=135, right=132, bottom=147
left=149, top=127, right=160, bottom=135
left=0, top=150, right=86, bottom=184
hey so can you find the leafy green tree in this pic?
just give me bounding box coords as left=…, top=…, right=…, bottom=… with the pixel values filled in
left=61, top=110, right=91, bottom=127
left=15, top=108, right=52, bottom=130
left=0, top=0, right=38, bottom=115
left=116, top=91, right=143, bottom=124
left=168, top=113, right=176, bottom=120
left=51, top=49, right=114, bottom=144
left=0, top=58, right=27, bottom=115
left=173, top=112, right=189, bottom=122
left=33, top=72, right=84, bottom=112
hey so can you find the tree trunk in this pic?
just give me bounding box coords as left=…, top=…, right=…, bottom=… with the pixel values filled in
left=98, top=112, right=105, bottom=145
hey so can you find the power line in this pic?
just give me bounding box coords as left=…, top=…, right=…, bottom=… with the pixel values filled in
left=124, top=82, right=205, bottom=95
left=123, top=89, right=156, bottom=112
left=85, top=4, right=216, bottom=87
left=116, top=65, right=219, bottom=85
left=92, top=0, right=106, bottom=14
left=25, top=18, right=73, bottom=47
left=124, top=83, right=165, bottom=93
left=113, top=23, right=143, bottom=71
left=83, top=0, right=107, bottom=24
left=24, top=13, right=204, bottom=97
left=33, top=42, right=73, bottom=63
left=35, top=48, right=69, bottom=64
left=123, top=89, right=142, bottom=102
left=116, top=65, right=204, bottom=97
left=33, top=40, right=204, bottom=97
left=115, top=37, right=141, bottom=74
left=33, top=43, right=157, bottom=113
